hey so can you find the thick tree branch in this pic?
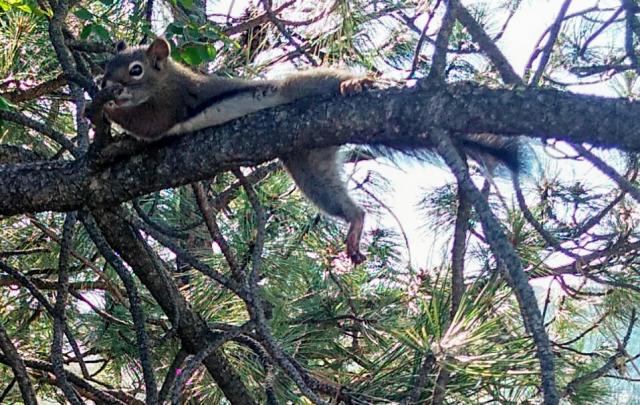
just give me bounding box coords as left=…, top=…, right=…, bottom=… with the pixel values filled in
left=431, top=129, right=559, bottom=404
left=0, top=145, right=41, bottom=165
left=1, top=83, right=640, bottom=216
left=91, top=208, right=257, bottom=405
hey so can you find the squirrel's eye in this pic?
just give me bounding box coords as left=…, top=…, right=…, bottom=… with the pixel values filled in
left=129, top=63, right=143, bottom=78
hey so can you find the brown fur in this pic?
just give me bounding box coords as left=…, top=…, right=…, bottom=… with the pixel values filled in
left=101, top=38, right=370, bottom=263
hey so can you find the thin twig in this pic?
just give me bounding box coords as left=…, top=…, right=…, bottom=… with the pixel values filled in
left=233, top=335, right=279, bottom=403
left=456, top=4, right=521, bottom=85
left=623, top=0, right=640, bottom=67
left=230, top=174, right=328, bottom=405
left=170, top=322, right=254, bottom=404
left=192, top=182, right=242, bottom=279
left=0, top=261, right=93, bottom=380
left=132, top=200, right=193, bottom=239
left=1, top=74, right=67, bottom=103
left=260, top=0, right=318, bottom=66
left=27, top=216, right=127, bottom=305
left=0, top=378, right=16, bottom=404
left=47, top=0, right=97, bottom=95
left=572, top=144, right=640, bottom=204
left=65, top=38, right=113, bottom=53
left=0, top=110, right=78, bottom=157
left=233, top=169, right=266, bottom=289
left=528, top=0, right=573, bottom=85
left=426, top=0, right=459, bottom=82
left=402, top=354, right=436, bottom=403
left=408, top=0, right=442, bottom=79
left=450, top=185, right=470, bottom=316
left=69, top=290, right=130, bottom=326
left=0, top=354, right=130, bottom=404
left=140, top=0, right=155, bottom=44
left=254, top=321, right=329, bottom=405
left=578, top=7, right=624, bottom=57
left=158, top=349, right=187, bottom=404
left=0, top=324, right=38, bottom=405
left=230, top=171, right=311, bottom=404
left=513, top=175, right=579, bottom=259
left=431, top=185, right=471, bottom=405
left=562, top=309, right=637, bottom=397
left=222, top=0, right=295, bottom=35
left=92, top=208, right=257, bottom=404
left=555, top=310, right=609, bottom=347
left=129, top=215, right=247, bottom=297
left=82, top=213, right=159, bottom=405
left=51, top=213, right=83, bottom=405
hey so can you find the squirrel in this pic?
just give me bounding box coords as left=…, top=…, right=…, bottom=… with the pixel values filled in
left=97, top=37, right=520, bottom=265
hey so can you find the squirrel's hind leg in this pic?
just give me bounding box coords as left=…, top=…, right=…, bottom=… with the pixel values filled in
left=282, top=147, right=366, bottom=264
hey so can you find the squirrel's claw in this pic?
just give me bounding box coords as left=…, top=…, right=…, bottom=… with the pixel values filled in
left=340, top=77, right=375, bottom=96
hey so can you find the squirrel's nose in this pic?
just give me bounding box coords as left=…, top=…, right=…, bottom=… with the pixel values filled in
left=102, top=80, right=122, bottom=95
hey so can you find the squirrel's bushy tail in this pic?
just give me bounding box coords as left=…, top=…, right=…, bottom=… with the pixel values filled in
left=458, top=133, right=523, bottom=174
left=365, top=133, right=524, bottom=175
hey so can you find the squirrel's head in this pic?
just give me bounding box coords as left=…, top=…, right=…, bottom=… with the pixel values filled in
left=102, top=38, right=172, bottom=109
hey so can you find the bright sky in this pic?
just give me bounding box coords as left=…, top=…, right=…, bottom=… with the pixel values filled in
left=203, top=0, right=625, bottom=269
left=64, top=2, right=636, bottom=399
left=197, top=3, right=640, bottom=397
left=373, top=1, right=622, bottom=268
left=193, top=1, right=622, bottom=270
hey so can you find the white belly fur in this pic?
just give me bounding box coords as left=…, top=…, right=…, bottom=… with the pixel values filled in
left=165, top=89, right=289, bottom=136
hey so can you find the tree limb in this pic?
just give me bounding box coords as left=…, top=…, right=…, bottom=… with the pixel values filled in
left=91, top=207, right=257, bottom=405
left=431, top=128, right=559, bottom=404
left=1, top=83, right=639, bottom=216
left=0, top=324, right=38, bottom=405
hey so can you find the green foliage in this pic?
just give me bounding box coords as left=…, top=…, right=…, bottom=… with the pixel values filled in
left=1, top=0, right=640, bottom=403
left=0, top=0, right=41, bottom=15
left=0, top=95, right=14, bottom=111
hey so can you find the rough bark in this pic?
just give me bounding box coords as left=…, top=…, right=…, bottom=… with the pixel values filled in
left=0, top=82, right=638, bottom=216
left=90, top=208, right=257, bottom=405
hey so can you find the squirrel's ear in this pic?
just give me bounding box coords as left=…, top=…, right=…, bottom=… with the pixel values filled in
left=147, top=38, right=170, bottom=67
left=115, top=40, right=127, bottom=53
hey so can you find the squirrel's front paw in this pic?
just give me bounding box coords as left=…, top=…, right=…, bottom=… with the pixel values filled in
left=340, top=77, right=375, bottom=96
